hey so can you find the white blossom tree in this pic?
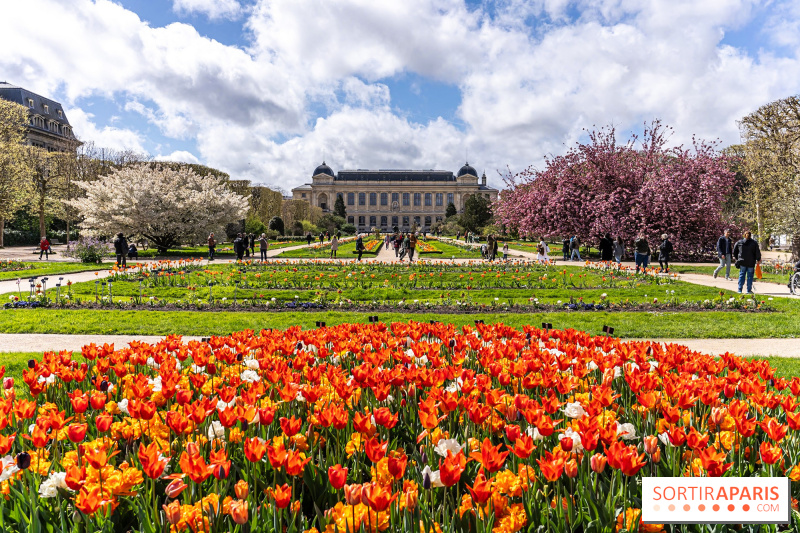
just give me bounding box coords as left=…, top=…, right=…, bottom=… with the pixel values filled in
left=71, top=164, right=249, bottom=252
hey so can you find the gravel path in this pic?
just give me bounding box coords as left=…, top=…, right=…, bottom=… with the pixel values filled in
left=0, top=333, right=795, bottom=357
left=676, top=273, right=798, bottom=299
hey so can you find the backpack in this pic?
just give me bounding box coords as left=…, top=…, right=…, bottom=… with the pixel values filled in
left=537, top=243, right=545, bottom=254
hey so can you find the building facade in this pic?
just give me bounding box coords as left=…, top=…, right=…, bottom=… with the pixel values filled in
left=0, top=82, right=78, bottom=150
left=292, top=163, right=499, bottom=232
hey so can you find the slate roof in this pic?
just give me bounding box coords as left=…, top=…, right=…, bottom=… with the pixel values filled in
left=335, top=170, right=456, bottom=182
left=0, top=82, right=72, bottom=127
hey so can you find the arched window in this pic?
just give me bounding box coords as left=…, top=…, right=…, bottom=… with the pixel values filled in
left=369, top=216, right=377, bottom=227
left=380, top=216, right=387, bottom=227
left=359, top=193, right=366, bottom=206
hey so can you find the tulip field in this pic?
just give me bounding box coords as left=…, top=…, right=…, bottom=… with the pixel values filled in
left=0, top=320, right=798, bottom=532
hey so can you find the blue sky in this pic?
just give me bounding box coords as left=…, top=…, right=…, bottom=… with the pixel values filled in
left=2, top=0, right=800, bottom=192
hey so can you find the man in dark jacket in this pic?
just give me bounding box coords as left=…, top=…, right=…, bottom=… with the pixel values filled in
left=306, top=233, right=312, bottom=246
left=633, top=235, right=650, bottom=274
left=598, top=233, right=614, bottom=262
left=713, top=229, right=733, bottom=280
left=733, top=231, right=761, bottom=294
left=562, top=238, right=570, bottom=261
left=113, top=233, right=128, bottom=268
left=233, top=233, right=244, bottom=260
left=658, top=234, right=674, bottom=273
left=355, top=234, right=364, bottom=262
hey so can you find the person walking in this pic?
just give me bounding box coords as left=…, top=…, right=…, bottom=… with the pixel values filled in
left=485, top=235, right=494, bottom=261
left=233, top=233, right=244, bottom=260
left=38, top=236, right=51, bottom=260
left=408, top=232, right=418, bottom=262
left=599, top=233, right=614, bottom=262
left=207, top=233, right=216, bottom=261
left=658, top=234, right=673, bottom=273
left=536, top=239, right=549, bottom=262
left=113, top=232, right=128, bottom=268
left=613, top=236, right=625, bottom=265
left=570, top=236, right=581, bottom=261
left=329, top=235, right=339, bottom=258
left=562, top=238, right=570, bottom=261
left=713, top=229, right=733, bottom=280
left=491, top=235, right=499, bottom=262
left=306, top=233, right=312, bottom=246
left=259, top=233, right=269, bottom=261
left=733, top=230, right=761, bottom=294
left=319, top=233, right=324, bottom=245
left=248, top=233, right=255, bottom=256
left=633, top=235, right=650, bottom=274
left=399, top=233, right=409, bottom=261
left=355, top=234, right=364, bottom=261
left=393, top=233, right=401, bottom=257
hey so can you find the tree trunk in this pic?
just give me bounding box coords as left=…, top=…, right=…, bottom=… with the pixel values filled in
left=793, top=234, right=800, bottom=262
left=0, top=218, right=4, bottom=248
left=39, top=199, right=46, bottom=239
left=756, top=199, right=769, bottom=249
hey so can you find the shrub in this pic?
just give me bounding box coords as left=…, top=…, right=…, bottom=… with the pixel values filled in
left=268, top=216, right=285, bottom=236
left=340, top=223, right=356, bottom=235
left=64, top=237, right=112, bottom=263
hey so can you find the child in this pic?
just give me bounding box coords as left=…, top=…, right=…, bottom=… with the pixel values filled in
left=502, top=242, right=509, bottom=261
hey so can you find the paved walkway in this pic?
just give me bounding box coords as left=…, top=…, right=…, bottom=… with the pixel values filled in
left=676, top=273, right=798, bottom=299
left=0, top=333, right=794, bottom=358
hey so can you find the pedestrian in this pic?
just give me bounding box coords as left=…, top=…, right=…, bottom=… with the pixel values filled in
left=570, top=236, right=581, bottom=261
left=491, top=235, right=499, bottom=262
left=248, top=233, right=255, bottom=256
left=259, top=233, right=269, bottom=261
left=485, top=235, right=494, bottom=261
left=633, top=235, right=650, bottom=274
left=613, top=236, right=625, bottom=265
left=562, top=238, right=570, bottom=261
left=329, top=235, right=339, bottom=258
left=355, top=234, right=364, bottom=261
left=408, top=232, right=418, bottom=262
left=113, top=232, right=128, bottom=268
left=733, top=230, right=761, bottom=294
left=233, top=233, right=244, bottom=260
left=244, top=233, right=250, bottom=258
left=38, top=236, right=51, bottom=260
left=319, top=233, right=324, bottom=245
left=536, top=239, right=549, bottom=262
left=399, top=234, right=409, bottom=261
left=599, top=233, right=614, bottom=262
left=658, top=234, right=673, bottom=273
left=306, top=233, right=312, bottom=246
left=127, top=243, right=138, bottom=259
left=502, top=242, right=509, bottom=261
left=713, top=229, right=733, bottom=280
left=326, top=231, right=330, bottom=242
left=207, top=233, right=216, bottom=261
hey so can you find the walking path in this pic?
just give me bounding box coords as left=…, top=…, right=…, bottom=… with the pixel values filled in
left=676, top=273, right=798, bottom=299
left=0, top=333, right=795, bottom=357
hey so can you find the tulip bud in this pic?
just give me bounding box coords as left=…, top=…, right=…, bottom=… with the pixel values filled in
left=99, top=380, right=109, bottom=392
left=185, top=442, right=200, bottom=455
left=565, top=459, right=578, bottom=478
left=234, top=480, right=249, bottom=499
left=207, top=364, right=217, bottom=376
left=404, top=489, right=419, bottom=510
left=3, top=377, right=13, bottom=390
left=240, top=420, right=248, bottom=432
left=16, top=452, right=31, bottom=470
left=344, top=484, right=362, bottom=505
left=423, top=472, right=431, bottom=490
left=651, top=448, right=661, bottom=463
left=590, top=453, right=607, bottom=473
left=230, top=499, right=248, bottom=525
left=165, top=479, right=188, bottom=499
left=644, top=435, right=659, bottom=455
left=27, top=359, right=35, bottom=369
left=710, top=407, right=726, bottom=426
left=163, top=501, right=182, bottom=525
left=560, top=436, right=573, bottom=452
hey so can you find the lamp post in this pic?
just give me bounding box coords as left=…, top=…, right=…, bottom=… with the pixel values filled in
left=41, top=277, right=48, bottom=302
left=28, top=278, right=35, bottom=301
left=55, top=281, right=61, bottom=306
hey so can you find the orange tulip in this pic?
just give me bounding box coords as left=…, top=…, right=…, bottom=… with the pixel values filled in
left=760, top=441, right=783, bottom=465
left=75, top=486, right=102, bottom=515
left=0, top=433, right=15, bottom=455
left=344, top=483, right=364, bottom=505
left=387, top=452, right=407, bottom=480
left=365, top=437, right=388, bottom=463
left=67, top=423, right=87, bottom=443
left=467, top=468, right=492, bottom=504
left=284, top=449, right=311, bottom=476
left=279, top=416, right=302, bottom=437
left=179, top=450, right=211, bottom=483
left=165, top=478, right=188, bottom=498
left=273, top=484, right=292, bottom=508
left=537, top=451, right=565, bottom=482
left=363, top=482, right=397, bottom=512
left=234, top=480, right=249, bottom=499
left=469, top=438, right=509, bottom=473
left=230, top=499, right=248, bottom=525
left=439, top=451, right=466, bottom=487
left=513, top=435, right=535, bottom=459
left=138, top=442, right=166, bottom=479
left=163, top=500, right=182, bottom=525
left=244, top=437, right=267, bottom=462
left=590, top=453, right=607, bottom=474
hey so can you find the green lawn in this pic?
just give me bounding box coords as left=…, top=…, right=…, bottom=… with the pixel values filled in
left=0, top=262, right=115, bottom=281
left=279, top=238, right=382, bottom=258
left=419, top=239, right=482, bottom=259
left=135, top=240, right=303, bottom=258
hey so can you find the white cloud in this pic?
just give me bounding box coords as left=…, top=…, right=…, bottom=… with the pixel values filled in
left=66, top=108, right=145, bottom=153
left=172, top=0, right=242, bottom=20
left=155, top=150, right=201, bottom=164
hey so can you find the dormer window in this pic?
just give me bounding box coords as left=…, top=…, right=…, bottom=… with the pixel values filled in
left=27, top=98, right=34, bottom=107
left=57, top=110, right=63, bottom=118
left=43, top=104, right=49, bottom=114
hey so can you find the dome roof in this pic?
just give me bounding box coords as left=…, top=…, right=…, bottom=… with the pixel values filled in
left=313, top=162, right=335, bottom=177
left=457, top=163, right=477, bottom=177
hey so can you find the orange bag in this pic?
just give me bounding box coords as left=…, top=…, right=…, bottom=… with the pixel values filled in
left=755, top=264, right=763, bottom=279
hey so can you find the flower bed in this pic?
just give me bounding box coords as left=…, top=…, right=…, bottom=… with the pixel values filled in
left=2, top=322, right=798, bottom=532
left=0, top=260, right=33, bottom=273
left=416, top=241, right=441, bottom=254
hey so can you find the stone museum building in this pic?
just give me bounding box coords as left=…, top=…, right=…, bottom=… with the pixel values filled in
left=0, top=82, right=78, bottom=150
left=292, top=162, right=499, bottom=232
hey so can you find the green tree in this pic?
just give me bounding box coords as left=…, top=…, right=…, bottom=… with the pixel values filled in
left=0, top=100, right=32, bottom=247
left=460, top=194, right=493, bottom=232
left=333, top=193, right=347, bottom=218
left=268, top=216, right=285, bottom=236
left=445, top=202, right=457, bottom=218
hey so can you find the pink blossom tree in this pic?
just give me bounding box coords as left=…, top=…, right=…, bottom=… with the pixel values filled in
left=495, top=122, right=737, bottom=259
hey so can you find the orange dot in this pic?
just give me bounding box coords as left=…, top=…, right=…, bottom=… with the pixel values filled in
left=654, top=505, right=661, bottom=512
left=713, top=504, right=720, bottom=512
left=698, top=504, right=706, bottom=512
left=728, top=504, right=735, bottom=512
left=743, top=504, right=750, bottom=512
left=683, top=504, right=691, bottom=512
left=668, top=504, right=676, bottom=512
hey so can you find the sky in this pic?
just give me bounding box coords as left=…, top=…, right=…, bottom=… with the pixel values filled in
left=1, top=0, right=800, bottom=193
